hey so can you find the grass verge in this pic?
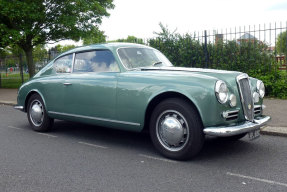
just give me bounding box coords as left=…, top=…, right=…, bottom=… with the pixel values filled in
left=0, top=73, right=30, bottom=88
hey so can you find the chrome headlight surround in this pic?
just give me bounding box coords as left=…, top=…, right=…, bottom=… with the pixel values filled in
left=256, top=80, right=265, bottom=98
left=215, top=80, right=229, bottom=104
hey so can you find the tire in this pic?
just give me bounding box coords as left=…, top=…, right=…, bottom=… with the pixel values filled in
left=218, top=133, right=247, bottom=141
left=149, top=98, right=204, bottom=160
left=27, top=94, right=54, bottom=132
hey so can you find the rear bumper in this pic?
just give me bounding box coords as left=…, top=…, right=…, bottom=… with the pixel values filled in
left=14, top=105, right=24, bottom=112
left=203, top=116, right=271, bottom=137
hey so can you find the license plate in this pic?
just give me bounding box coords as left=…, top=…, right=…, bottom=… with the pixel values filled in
left=248, top=129, right=260, bottom=140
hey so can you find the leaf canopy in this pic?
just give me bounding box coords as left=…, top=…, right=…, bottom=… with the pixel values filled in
left=0, top=0, right=114, bottom=48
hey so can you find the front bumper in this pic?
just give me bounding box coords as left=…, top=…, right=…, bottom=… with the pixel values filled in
left=203, top=116, right=271, bottom=137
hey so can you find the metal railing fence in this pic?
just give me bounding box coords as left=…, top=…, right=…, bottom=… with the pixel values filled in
left=0, top=21, right=286, bottom=88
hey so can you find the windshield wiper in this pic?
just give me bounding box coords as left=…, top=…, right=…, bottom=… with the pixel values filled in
left=152, top=61, right=162, bottom=66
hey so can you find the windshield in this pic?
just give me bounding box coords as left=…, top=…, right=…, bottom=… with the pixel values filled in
left=117, top=47, right=173, bottom=69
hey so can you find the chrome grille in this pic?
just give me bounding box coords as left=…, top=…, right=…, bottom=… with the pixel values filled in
left=254, top=105, right=262, bottom=115
left=237, top=74, right=254, bottom=121
left=222, top=110, right=239, bottom=121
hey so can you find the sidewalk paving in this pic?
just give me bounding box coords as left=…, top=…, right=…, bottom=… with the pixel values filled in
left=0, top=88, right=286, bottom=137
left=0, top=88, right=17, bottom=105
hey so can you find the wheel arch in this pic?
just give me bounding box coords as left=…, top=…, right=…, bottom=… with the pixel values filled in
left=24, top=89, right=47, bottom=112
left=142, top=91, right=203, bottom=133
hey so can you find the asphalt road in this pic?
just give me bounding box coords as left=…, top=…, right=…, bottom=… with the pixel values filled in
left=1, top=105, right=287, bottom=192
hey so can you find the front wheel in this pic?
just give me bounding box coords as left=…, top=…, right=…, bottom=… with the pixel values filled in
left=27, top=94, right=54, bottom=132
left=149, top=98, right=204, bottom=160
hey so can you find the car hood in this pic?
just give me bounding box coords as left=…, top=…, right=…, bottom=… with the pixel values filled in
left=137, top=66, right=242, bottom=80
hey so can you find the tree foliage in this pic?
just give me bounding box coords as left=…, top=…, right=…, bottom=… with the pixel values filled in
left=149, top=24, right=287, bottom=98
left=276, top=31, right=287, bottom=56
left=54, top=44, right=76, bottom=53
left=82, top=27, right=106, bottom=45
left=110, top=36, right=144, bottom=44
left=0, top=0, right=114, bottom=77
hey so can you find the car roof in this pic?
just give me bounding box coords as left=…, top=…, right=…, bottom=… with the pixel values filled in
left=57, top=42, right=151, bottom=58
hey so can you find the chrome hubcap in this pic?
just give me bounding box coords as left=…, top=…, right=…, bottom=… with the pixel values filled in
left=29, top=100, right=44, bottom=126
left=156, top=110, right=189, bottom=152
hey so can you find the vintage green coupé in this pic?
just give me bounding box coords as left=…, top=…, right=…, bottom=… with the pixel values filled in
left=15, top=43, right=270, bottom=160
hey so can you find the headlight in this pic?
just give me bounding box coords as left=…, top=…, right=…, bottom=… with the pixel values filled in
left=253, top=92, right=260, bottom=103
left=215, top=80, right=228, bottom=104
left=229, top=94, right=237, bottom=107
left=256, top=80, right=265, bottom=98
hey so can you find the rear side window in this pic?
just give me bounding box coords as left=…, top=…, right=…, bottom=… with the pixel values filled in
left=73, top=50, right=119, bottom=73
left=54, top=54, right=73, bottom=73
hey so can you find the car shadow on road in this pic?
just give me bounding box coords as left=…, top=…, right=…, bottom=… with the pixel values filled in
left=52, top=120, right=155, bottom=154
left=194, top=137, right=256, bottom=161
left=50, top=120, right=260, bottom=161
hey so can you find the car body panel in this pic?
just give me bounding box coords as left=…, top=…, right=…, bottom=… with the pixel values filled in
left=16, top=43, right=267, bottom=134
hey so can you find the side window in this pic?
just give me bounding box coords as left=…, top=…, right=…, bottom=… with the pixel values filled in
left=54, top=54, right=73, bottom=73
left=73, top=50, right=119, bottom=73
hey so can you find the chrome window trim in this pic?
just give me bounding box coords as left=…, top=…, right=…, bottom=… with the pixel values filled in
left=54, top=53, right=74, bottom=74
left=116, top=47, right=149, bottom=71
left=71, top=53, right=75, bottom=73
left=116, top=46, right=172, bottom=70
left=48, top=111, right=140, bottom=126
left=72, top=49, right=120, bottom=73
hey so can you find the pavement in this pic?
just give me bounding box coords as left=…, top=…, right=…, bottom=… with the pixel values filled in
left=0, top=88, right=286, bottom=137
left=1, top=105, right=287, bottom=191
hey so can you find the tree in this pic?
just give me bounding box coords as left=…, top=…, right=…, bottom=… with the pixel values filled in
left=0, top=0, right=114, bottom=77
left=54, top=44, right=76, bottom=53
left=109, top=35, right=144, bottom=44
left=276, top=31, right=287, bottom=57
left=82, top=27, right=106, bottom=45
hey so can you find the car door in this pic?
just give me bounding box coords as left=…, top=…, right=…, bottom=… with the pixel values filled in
left=62, top=49, right=120, bottom=122
left=43, top=54, right=73, bottom=113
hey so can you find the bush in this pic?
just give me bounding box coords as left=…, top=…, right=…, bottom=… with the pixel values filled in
left=253, top=71, right=287, bottom=99
left=148, top=25, right=287, bottom=99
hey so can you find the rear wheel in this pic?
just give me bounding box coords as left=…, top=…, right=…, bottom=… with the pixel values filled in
left=149, top=98, right=204, bottom=160
left=27, top=94, right=54, bottom=132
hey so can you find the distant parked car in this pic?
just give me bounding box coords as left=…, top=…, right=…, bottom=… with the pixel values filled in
left=15, top=43, right=270, bottom=160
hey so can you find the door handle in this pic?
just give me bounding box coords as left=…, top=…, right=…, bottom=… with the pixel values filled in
left=63, top=83, right=72, bottom=86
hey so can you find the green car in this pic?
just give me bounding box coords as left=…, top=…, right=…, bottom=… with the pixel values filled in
left=15, top=43, right=270, bottom=160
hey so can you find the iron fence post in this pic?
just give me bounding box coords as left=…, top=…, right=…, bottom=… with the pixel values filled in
left=48, top=50, right=51, bottom=61
left=286, top=23, right=287, bottom=71
left=204, top=30, right=208, bottom=68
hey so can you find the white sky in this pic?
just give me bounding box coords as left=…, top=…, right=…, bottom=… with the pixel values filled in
left=51, top=0, right=287, bottom=47
left=101, top=0, right=287, bottom=40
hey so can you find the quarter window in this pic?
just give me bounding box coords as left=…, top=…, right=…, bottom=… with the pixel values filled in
left=54, top=54, right=73, bottom=73
left=74, top=50, right=119, bottom=73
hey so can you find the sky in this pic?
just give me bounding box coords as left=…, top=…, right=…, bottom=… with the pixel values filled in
left=52, top=0, right=287, bottom=47
left=100, top=0, right=287, bottom=40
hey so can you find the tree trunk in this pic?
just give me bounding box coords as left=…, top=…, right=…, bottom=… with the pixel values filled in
left=19, top=53, right=24, bottom=84
left=24, top=47, right=35, bottom=77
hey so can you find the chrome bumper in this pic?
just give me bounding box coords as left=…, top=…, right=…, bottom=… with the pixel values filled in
left=203, top=116, right=271, bottom=137
left=14, top=105, right=24, bottom=111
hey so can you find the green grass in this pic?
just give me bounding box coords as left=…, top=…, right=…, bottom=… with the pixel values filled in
left=0, top=73, right=30, bottom=88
